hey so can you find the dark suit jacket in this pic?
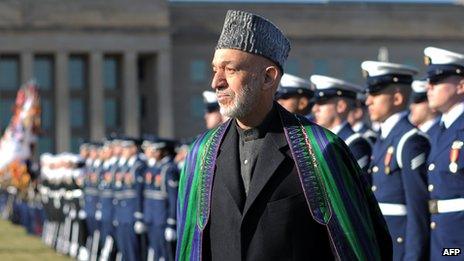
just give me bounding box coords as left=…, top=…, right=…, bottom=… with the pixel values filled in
left=203, top=106, right=335, bottom=261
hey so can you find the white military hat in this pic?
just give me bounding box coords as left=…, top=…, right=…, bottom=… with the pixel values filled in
left=424, top=47, right=464, bottom=83
left=310, top=74, right=363, bottom=101
left=410, top=80, right=428, bottom=104
left=275, top=73, right=313, bottom=100
left=361, top=61, right=418, bottom=94
left=202, top=91, right=219, bottom=112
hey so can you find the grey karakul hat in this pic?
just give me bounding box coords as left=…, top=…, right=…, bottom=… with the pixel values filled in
left=216, top=10, right=291, bottom=71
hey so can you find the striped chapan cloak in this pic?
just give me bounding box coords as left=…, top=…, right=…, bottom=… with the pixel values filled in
left=176, top=107, right=391, bottom=261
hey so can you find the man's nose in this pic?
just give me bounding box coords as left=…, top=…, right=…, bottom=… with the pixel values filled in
left=211, top=70, right=226, bottom=90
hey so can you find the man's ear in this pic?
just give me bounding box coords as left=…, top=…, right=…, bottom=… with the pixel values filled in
left=298, top=97, right=309, bottom=111
left=392, top=90, right=404, bottom=107
left=456, top=78, right=464, bottom=95
left=336, top=99, right=348, bottom=114
left=263, top=66, right=280, bottom=91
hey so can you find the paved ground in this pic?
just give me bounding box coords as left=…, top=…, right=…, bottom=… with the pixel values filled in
left=0, top=219, right=70, bottom=261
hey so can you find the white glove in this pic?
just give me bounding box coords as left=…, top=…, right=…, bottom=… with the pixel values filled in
left=164, top=227, right=177, bottom=242
left=134, top=221, right=146, bottom=234
left=95, top=210, right=102, bottom=221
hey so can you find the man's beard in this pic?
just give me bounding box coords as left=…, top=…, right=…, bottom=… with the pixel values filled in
left=219, top=83, right=260, bottom=119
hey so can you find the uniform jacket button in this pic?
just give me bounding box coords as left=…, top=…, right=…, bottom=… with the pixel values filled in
left=396, top=237, right=403, bottom=243
left=371, top=185, right=377, bottom=192
left=428, top=184, right=434, bottom=192
left=428, top=163, right=435, bottom=172
left=431, top=222, right=436, bottom=230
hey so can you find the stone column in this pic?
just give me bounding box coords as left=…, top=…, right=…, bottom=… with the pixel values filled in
left=122, top=51, right=140, bottom=136
left=55, top=52, right=70, bottom=152
left=156, top=49, right=174, bottom=138
left=89, top=52, right=105, bottom=140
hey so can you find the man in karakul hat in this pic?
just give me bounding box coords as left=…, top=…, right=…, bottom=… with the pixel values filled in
left=176, top=10, right=392, bottom=261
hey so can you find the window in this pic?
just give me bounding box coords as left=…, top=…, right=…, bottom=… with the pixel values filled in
left=284, top=59, right=299, bottom=75
left=34, top=55, right=55, bottom=153
left=342, top=58, right=362, bottom=82
left=68, top=55, right=89, bottom=152
left=312, top=59, right=329, bottom=75
left=0, top=99, right=14, bottom=130
left=190, top=95, right=204, bottom=118
left=69, top=57, right=87, bottom=90
left=34, top=56, right=54, bottom=90
left=190, top=60, right=207, bottom=82
left=104, top=57, right=120, bottom=90
left=0, top=56, right=19, bottom=90
left=104, top=55, right=122, bottom=134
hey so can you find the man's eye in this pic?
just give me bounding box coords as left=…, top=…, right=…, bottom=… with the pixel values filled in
left=226, top=67, right=236, bottom=73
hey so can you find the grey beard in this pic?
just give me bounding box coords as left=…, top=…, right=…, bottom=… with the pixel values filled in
left=220, top=83, right=259, bottom=119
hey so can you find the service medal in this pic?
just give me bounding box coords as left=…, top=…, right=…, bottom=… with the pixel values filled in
left=384, top=146, right=394, bottom=175
left=449, top=141, right=463, bottom=174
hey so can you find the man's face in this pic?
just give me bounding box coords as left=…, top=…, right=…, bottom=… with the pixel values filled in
left=313, top=99, right=337, bottom=129
left=427, top=76, right=462, bottom=113
left=409, top=101, right=433, bottom=126
left=204, top=111, right=223, bottom=129
left=277, top=97, right=299, bottom=113
left=365, top=89, right=396, bottom=122
left=211, top=49, right=263, bottom=119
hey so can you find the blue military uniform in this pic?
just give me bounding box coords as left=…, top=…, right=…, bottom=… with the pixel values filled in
left=83, top=147, right=100, bottom=243
left=310, top=74, right=373, bottom=176
left=424, top=47, right=464, bottom=260
left=142, top=139, right=179, bottom=261
left=97, top=150, right=118, bottom=256
left=113, top=140, right=146, bottom=261
left=362, top=61, right=431, bottom=260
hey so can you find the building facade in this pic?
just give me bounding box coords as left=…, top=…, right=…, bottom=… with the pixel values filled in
left=1, top=0, right=464, bottom=153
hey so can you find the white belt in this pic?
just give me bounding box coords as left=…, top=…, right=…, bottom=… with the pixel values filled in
left=378, top=203, right=407, bottom=216
left=429, top=198, right=464, bottom=214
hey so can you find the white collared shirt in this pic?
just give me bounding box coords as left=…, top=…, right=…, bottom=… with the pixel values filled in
left=441, top=102, right=464, bottom=129
left=127, top=156, right=137, bottom=167
left=147, top=158, right=157, bottom=167
left=352, top=122, right=364, bottom=133
left=330, top=121, right=348, bottom=135
left=118, top=157, right=127, bottom=166
left=380, top=111, right=409, bottom=139
left=419, top=117, right=440, bottom=133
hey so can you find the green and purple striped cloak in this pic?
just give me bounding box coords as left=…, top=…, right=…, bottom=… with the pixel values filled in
left=176, top=111, right=390, bottom=261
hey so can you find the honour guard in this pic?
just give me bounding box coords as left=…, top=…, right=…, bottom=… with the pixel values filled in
left=98, top=137, right=120, bottom=261
left=362, top=60, right=431, bottom=260
left=423, top=47, right=464, bottom=259
left=310, top=74, right=373, bottom=175
left=142, top=138, right=179, bottom=261
left=203, top=91, right=225, bottom=130
left=113, top=137, right=146, bottom=261
left=275, top=73, right=314, bottom=120
left=409, top=79, right=440, bottom=137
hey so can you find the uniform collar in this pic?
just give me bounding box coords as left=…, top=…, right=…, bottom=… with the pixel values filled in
left=118, top=157, right=127, bottom=166
left=380, top=111, right=408, bottom=139
left=419, top=117, right=440, bottom=133
left=127, top=156, right=137, bottom=167
left=147, top=158, right=157, bottom=167
left=93, top=159, right=102, bottom=167
left=351, top=121, right=364, bottom=133
left=441, top=102, right=464, bottom=129
left=160, top=156, right=172, bottom=165
left=330, top=121, right=348, bottom=135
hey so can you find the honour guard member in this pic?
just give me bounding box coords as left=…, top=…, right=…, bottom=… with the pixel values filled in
left=409, top=79, right=440, bottom=136
left=311, top=74, right=373, bottom=175
left=362, top=60, right=431, bottom=260
left=348, top=93, right=378, bottom=144
left=142, top=138, right=179, bottom=261
left=275, top=73, right=314, bottom=120
left=83, top=143, right=101, bottom=254
left=424, top=47, right=464, bottom=259
left=203, top=91, right=225, bottom=130
left=113, top=137, right=146, bottom=261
